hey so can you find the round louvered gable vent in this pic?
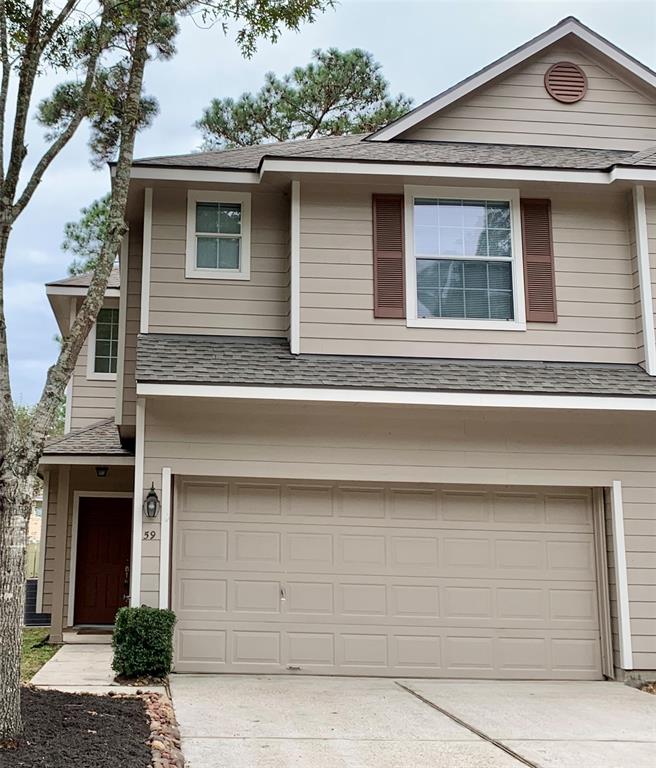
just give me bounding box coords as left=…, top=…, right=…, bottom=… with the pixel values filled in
left=544, top=62, right=588, bottom=103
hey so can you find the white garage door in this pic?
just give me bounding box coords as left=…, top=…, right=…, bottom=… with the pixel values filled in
left=172, top=479, right=603, bottom=679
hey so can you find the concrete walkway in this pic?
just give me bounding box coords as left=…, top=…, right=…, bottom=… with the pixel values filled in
left=31, top=643, right=166, bottom=695
left=170, top=675, right=656, bottom=768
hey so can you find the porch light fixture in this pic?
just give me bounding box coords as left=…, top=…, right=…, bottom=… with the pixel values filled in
left=143, top=483, right=160, bottom=519
left=95, top=466, right=109, bottom=478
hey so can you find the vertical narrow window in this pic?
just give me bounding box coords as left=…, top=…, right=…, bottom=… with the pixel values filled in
left=93, top=308, right=119, bottom=374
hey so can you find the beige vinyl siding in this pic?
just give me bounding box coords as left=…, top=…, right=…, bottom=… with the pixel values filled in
left=148, top=186, right=290, bottom=336
left=69, top=299, right=118, bottom=431
left=119, top=223, right=143, bottom=427
left=402, top=44, right=656, bottom=150
left=41, top=466, right=133, bottom=636
left=142, top=398, right=656, bottom=672
left=299, top=181, right=640, bottom=363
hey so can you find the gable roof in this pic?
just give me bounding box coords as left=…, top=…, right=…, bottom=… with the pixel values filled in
left=369, top=17, right=656, bottom=142
left=43, top=418, right=133, bottom=457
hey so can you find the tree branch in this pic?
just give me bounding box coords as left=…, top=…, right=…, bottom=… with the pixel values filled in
left=0, top=0, right=10, bottom=184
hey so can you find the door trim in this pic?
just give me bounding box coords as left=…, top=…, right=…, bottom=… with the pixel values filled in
left=593, top=488, right=614, bottom=678
left=68, top=491, right=133, bottom=628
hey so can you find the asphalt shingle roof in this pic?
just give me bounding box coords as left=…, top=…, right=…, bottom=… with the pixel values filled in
left=136, top=334, right=656, bottom=398
left=131, top=135, right=656, bottom=172
left=46, top=268, right=120, bottom=290
left=43, top=418, right=133, bottom=456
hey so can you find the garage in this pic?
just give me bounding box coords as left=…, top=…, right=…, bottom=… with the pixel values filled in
left=171, top=478, right=605, bottom=679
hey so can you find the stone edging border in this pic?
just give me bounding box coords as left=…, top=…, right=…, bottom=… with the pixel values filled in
left=141, top=691, right=185, bottom=768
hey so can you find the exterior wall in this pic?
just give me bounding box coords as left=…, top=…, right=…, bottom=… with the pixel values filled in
left=141, top=397, right=656, bottom=672
left=41, top=465, right=134, bottom=640
left=402, top=44, right=656, bottom=150
left=299, top=181, right=639, bottom=362
left=147, top=185, right=290, bottom=336
left=645, top=188, right=656, bottom=354
left=69, top=298, right=119, bottom=431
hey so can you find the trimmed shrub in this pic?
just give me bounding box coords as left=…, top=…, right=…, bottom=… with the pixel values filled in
left=112, top=606, right=176, bottom=678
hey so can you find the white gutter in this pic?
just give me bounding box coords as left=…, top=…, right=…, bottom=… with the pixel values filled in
left=46, top=286, right=120, bottom=298
left=136, top=383, right=656, bottom=412
left=39, top=454, right=135, bottom=466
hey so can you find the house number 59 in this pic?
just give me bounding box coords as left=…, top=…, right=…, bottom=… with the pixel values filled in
left=143, top=530, right=157, bottom=541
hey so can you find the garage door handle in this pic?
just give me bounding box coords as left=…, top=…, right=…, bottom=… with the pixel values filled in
left=280, top=586, right=286, bottom=601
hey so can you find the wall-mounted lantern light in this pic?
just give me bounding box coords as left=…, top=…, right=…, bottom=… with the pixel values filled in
left=95, top=466, right=109, bottom=478
left=143, top=482, right=161, bottom=519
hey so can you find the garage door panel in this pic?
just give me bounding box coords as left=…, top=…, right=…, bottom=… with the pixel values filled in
left=172, top=479, right=603, bottom=679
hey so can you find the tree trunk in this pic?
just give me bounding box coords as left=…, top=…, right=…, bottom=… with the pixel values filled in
left=0, top=465, right=31, bottom=745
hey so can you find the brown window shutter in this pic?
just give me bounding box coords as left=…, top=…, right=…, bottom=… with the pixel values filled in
left=372, top=194, right=405, bottom=318
left=521, top=198, right=557, bottom=323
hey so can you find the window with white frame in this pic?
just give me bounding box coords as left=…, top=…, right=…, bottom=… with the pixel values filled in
left=185, top=190, right=251, bottom=279
left=406, top=187, right=524, bottom=328
left=91, top=307, right=119, bottom=376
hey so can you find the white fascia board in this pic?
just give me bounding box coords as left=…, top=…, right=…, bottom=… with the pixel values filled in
left=39, top=454, right=135, bottom=466
left=127, top=166, right=260, bottom=184
left=370, top=18, right=656, bottom=141
left=46, top=286, right=120, bottom=298
left=136, top=383, right=656, bottom=412
left=611, top=167, right=656, bottom=183
left=260, top=158, right=609, bottom=185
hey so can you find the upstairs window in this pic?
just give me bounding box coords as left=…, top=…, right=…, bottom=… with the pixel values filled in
left=185, top=190, right=251, bottom=280
left=405, top=187, right=525, bottom=330
left=88, top=307, right=119, bottom=379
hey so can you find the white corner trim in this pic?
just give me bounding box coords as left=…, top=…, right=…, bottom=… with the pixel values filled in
left=128, top=166, right=260, bottom=184
left=290, top=180, right=301, bottom=354
left=158, top=467, right=172, bottom=610
left=115, top=232, right=129, bottom=422
left=632, top=186, right=656, bottom=376
left=35, top=470, right=50, bottom=613
left=140, top=188, right=153, bottom=334
left=610, top=480, right=633, bottom=670
left=184, top=189, right=252, bottom=281
left=403, top=185, right=526, bottom=330
left=67, top=491, right=133, bottom=628
left=369, top=18, right=656, bottom=141
left=136, top=382, right=656, bottom=412
left=130, top=398, right=145, bottom=607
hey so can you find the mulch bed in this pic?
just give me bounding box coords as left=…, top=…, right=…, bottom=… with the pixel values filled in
left=0, top=686, right=178, bottom=768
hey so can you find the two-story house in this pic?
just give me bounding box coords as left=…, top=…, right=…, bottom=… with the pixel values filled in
left=38, top=17, right=656, bottom=682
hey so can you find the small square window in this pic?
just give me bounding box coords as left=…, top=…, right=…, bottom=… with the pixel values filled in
left=186, top=192, right=251, bottom=280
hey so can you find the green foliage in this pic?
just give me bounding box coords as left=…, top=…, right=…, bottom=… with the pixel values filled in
left=112, top=606, right=177, bottom=677
left=62, top=195, right=111, bottom=275
left=197, top=48, right=412, bottom=149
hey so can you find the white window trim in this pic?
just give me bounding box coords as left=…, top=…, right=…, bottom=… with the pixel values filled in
left=86, top=308, right=119, bottom=381
left=185, top=189, right=251, bottom=280
left=404, top=185, right=526, bottom=331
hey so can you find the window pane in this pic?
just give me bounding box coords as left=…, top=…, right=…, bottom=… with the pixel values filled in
left=439, top=227, right=464, bottom=257
left=196, top=202, right=219, bottom=233
left=196, top=237, right=219, bottom=268
left=218, top=238, right=240, bottom=269
left=437, top=199, right=463, bottom=227
left=415, top=226, right=439, bottom=256
left=95, top=340, right=111, bottom=358
left=490, top=290, right=513, bottom=319
left=109, top=356, right=117, bottom=374
left=462, top=201, right=486, bottom=228
left=488, top=228, right=511, bottom=258
left=94, top=307, right=119, bottom=374
left=464, top=228, right=488, bottom=257
left=414, top=199, right=438, bottom=226
left=95, top=357, right=110, bottom=373
left=465, top=289, right=490, bottom=318
left=95, top=323, right=112, bottom=340
left=218, top=204, right=241, bottom=234
left=416, top=258, right=513, bottom=320
left=487, top=201, right=510, bottom=229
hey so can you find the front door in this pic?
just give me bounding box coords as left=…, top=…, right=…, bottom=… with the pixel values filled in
left=74, top=497, right=132, bottom=625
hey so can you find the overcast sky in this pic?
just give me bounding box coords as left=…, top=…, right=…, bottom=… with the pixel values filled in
left=7, top=0, right=656, bottom=404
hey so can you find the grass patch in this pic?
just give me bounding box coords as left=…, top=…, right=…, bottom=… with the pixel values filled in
left=21, top=628, right=60, bottom=682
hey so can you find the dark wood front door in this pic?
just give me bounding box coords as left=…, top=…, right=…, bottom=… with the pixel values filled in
left=74, top=497, right=132, bottom=625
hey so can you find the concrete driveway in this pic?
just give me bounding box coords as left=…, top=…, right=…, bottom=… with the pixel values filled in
left=170, top=676, right=656, bottom=768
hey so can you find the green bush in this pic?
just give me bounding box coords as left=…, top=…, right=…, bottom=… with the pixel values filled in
left=112, top=606, right=176, bottom=678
